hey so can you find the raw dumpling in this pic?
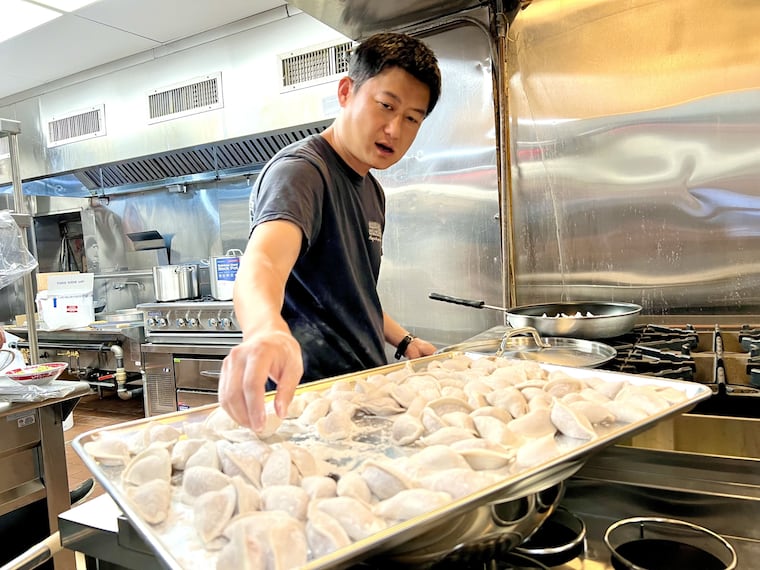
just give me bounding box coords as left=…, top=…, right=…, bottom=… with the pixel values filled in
left=508, top=407, right=556, bottom=438
left=550, top=398, right=596, bottom=440
left=122, top=446, right=172, bottom=487
left=220, top=511, right=308, bottom=570
left=515, top=434, right=560, bottom=468
left=314, top=497, right=387, bottom=540
left=336, top=471, right=372, bottom=504
left=260, top=446, right=300, bottom=487
left=301, top=475, right=338, bottom=499
left=170, top=438, right=207, bottom=471
left=391, top=413, right=424, bottom=446
left=181, top=465, right=232, bottom=504
left=315, top=409, right=354, bottom=441
left=372, top=489, right=452, bottom=522
left=306, top=509, right=352, bottom=559
left=84, top=436, right=131, bottom=467
left=125, top=479, right=172, bottom=525
left=260, top=485, right=310, bottom=521
left=193, top=484, right=237, bottom=548
left=360, top=459, right=414, bottom=500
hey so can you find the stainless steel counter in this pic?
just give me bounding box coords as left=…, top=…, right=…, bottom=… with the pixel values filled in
left=0, top=383, right=91, bottom=570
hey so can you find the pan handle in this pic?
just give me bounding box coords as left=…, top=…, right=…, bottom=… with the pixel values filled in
left=429, top=292, right=485, bottom=309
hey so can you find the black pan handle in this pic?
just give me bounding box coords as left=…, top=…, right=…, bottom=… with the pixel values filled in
left=429, top=292, right=485, bottom=309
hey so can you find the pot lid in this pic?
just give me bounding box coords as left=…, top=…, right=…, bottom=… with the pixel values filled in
left=442, top=327, right=617, bottom=368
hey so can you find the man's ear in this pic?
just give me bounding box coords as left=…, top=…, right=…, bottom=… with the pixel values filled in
left=336, top=76, right=354, bottom=106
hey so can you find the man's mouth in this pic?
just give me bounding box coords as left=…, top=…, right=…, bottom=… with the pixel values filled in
left=375, top=142, right=394, bottom=155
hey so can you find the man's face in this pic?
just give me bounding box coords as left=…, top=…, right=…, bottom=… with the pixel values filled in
left=337, top=66, right=431, bottom=175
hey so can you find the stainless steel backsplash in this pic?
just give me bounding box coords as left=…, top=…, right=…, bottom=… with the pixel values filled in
left=506, top=0, right=760, bottom=320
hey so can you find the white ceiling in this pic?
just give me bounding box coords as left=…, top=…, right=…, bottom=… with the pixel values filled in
left=0, top=0, right=289, bottom=102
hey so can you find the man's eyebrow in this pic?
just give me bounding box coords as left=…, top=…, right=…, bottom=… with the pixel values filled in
left=380, top=90, right=427, bottom=117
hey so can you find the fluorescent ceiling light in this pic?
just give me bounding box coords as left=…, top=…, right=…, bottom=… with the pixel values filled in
left=0, top=0, right=101, bottom=43
left=0, top=1, right=61, bottom=43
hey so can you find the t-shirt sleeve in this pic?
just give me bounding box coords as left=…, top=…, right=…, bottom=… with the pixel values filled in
left=249, top=156, right=324, bottom=250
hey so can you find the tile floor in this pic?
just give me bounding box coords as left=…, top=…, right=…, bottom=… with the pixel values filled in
left=64, top=391, right=145, bottom=502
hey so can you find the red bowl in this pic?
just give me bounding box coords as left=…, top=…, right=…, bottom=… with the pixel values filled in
left=5, top=362, right=69, bottom=386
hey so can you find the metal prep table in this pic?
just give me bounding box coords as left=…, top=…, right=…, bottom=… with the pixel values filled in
left=0, top=382, right=91, bottom=570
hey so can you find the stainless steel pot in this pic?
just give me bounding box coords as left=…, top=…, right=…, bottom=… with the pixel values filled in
left=152, top=265, right=199, bottom=302
left=604, top=517, right=737, bottom=570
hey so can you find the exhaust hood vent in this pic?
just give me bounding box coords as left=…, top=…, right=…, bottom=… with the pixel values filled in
left=148, top=72, right=223, bottom=124
left=47, top=105, right=106, bottom=148
left=77, top=120, right=330, bottom=190
left=280, top=41, right=353, bottom=90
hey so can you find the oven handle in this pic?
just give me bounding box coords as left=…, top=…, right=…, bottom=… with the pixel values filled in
left=200, top=370, right=221, bottom=378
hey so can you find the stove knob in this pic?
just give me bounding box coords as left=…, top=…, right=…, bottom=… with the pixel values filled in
left=176, top=317, right=187, bottom=327
left=157, top=317, right=168, bottom=328
left=146, top=317, right=156, bottom=328
left=188, top=318, right=199, bottom=328
left=220, top=317, right=232, bottom=329
left=208, top=317, right=219, bottom=328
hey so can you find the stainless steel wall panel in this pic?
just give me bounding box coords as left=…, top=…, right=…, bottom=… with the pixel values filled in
left=375, top=22, right=503, bottom=346
left=507, top=0, right=760, bottom=318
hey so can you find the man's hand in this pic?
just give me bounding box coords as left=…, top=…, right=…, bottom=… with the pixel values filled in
left=218, top=330, right=303, bottom=431
left=404, top=337, right=436, bottom=359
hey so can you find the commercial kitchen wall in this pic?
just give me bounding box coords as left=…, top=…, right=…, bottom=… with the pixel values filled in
left=506, top=0, right=760, bottom=320
left=0, top=16, right=504, bottom=347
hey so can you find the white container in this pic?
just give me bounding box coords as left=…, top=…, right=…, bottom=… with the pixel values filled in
left=209, top=249, right=242, bottom=301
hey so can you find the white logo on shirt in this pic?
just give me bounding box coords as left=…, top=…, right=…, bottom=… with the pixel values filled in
left=368, top=221, right=382, bottom=243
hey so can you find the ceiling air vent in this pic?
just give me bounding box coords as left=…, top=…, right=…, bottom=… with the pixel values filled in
left=147, top=72, right=223, bottom=124
left=47, top=105, right=106, bottom=148
left=280, top=41, right=353, bottom=91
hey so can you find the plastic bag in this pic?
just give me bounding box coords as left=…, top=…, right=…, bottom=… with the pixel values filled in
left=0, top=378, right=85, bottom=402
left=0, top=209, right=38, bottom=290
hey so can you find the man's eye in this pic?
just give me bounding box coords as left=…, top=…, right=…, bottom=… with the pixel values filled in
left=406, top=116, right=420, bottom=125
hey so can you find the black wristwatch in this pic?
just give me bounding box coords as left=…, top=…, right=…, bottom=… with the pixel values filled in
left=394, top=333, right=416, bottom=360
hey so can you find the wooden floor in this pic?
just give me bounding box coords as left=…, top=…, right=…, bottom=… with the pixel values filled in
left=64, top=391, right=146, bottom=503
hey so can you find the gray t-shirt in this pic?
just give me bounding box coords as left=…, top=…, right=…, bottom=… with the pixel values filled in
left=249, top=134, right=386, bottom=382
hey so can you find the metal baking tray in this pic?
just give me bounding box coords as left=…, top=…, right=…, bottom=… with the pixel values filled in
left=72, top=353, right=712, bottom=570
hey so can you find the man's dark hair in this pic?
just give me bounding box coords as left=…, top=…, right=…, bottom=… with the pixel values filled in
left=349, top=32, right=442, bottom=116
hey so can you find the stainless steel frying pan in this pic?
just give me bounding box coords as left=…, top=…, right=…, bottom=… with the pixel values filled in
left=429, top=292, right=642, bottom=339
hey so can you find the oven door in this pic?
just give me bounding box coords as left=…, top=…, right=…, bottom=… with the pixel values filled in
left=141, top=342, right=234, bottom=417
left=174, top=356, right=222, bottom=410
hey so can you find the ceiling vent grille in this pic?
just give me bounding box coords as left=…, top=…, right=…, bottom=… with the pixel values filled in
left=280, top=41, right=353, bottom=90
left=47, top=105, right=106, bottom=148
left=148, top=72, right=223, bottom=124
left=77, top=121, right=330, bottom=190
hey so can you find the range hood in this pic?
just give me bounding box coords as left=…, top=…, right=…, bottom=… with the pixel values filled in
left=289, top=0, right=523, bottom=38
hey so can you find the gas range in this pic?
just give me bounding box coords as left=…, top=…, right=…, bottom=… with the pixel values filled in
left=136, top=299, right=241, bottom=344
left=600, top=324, right=760, bottom=418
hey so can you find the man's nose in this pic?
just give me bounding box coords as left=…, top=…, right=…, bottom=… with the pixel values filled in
left=384, top=114, right=403, bottom=139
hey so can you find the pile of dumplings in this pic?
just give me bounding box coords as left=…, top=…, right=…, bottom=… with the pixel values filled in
left=82, top=354, right=689, bottom=569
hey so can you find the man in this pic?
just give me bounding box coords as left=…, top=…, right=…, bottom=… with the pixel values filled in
left=219, top=32, right=442, bottom=430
